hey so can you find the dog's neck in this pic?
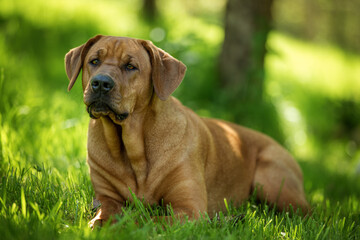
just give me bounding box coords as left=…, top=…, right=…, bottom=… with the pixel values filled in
left=98, top=96, right=169, bottom=186
left=94, top=96, right=187, bottom=193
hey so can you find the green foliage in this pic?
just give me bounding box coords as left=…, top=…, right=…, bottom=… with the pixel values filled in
left=0, top=0, right=359, bottom=239
left=274, top=0, right=360, bottom=53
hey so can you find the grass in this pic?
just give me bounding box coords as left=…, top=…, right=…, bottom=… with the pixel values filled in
left=1, top=0, right=360, bottom=239
left=0, top=162, right=359, bottom=239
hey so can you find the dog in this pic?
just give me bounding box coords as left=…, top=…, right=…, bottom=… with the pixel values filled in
left=65, top=35, right=309, bottom=227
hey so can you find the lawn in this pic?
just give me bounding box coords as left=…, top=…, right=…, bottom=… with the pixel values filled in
left=0, top=0, right=359, bottom=239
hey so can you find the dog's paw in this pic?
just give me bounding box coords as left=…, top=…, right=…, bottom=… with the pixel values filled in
left=88, top=217, right=103, bottom=229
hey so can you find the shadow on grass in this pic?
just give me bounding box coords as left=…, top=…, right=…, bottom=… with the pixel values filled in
left=300, top=160, right=360, bottom=201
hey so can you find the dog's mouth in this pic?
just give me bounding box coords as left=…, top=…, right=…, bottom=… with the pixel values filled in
left=87, top=102, right=129, bottom=121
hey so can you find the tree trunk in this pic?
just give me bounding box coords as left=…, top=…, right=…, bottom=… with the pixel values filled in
left=218, top=0, right=284, bottom=143
left=143, top=0, right=157, bottom=22
left=219, top=0, right=274, bottom=102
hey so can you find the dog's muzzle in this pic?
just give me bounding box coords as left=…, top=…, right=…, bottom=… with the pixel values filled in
left=86, top=75, right=129, bottom=122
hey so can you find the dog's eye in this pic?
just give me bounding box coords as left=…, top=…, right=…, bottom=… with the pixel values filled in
left=125, top=64, right=136, bottom=71
left=90, top=59, right=100, bottom=66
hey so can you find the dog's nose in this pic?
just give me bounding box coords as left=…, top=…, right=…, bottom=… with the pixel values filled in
left=91, top=75, right=114, bottom=93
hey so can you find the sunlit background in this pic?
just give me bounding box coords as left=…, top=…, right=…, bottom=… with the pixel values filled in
left=1, top=0, right=360, bottom=215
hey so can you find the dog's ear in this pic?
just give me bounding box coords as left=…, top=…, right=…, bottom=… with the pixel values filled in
left=141, top=40, right=186, bottom=101
left=65, top=35, right=104, bottom=91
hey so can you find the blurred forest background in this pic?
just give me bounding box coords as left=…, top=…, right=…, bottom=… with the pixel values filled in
left=0, top=0, right=360, bottom=210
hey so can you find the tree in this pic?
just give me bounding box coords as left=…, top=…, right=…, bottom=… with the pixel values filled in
left=143, top=0, right=157, bottom=22
left=219, top=0, right=283, bottom=141
left=219, top=0, right=274, bottom=103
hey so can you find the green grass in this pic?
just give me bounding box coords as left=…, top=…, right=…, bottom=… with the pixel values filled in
left=1, top=0, right=360, bottom=239
left=0, top=162, right=359, bottom=239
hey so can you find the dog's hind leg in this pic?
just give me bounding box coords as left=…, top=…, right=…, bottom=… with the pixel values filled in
left=252, top=144, right=310, bottom=215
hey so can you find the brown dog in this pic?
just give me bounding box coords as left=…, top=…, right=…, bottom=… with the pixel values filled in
left=65, top=35, right=309, bottom=226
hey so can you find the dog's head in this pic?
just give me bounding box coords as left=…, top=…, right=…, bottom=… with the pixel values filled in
left=65, top=35, right=186, bottom=124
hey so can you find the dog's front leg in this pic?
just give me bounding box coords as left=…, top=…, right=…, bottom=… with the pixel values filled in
left=155, top=176, right=208, bottom=224
left=88, top=196, right=124, bottom=228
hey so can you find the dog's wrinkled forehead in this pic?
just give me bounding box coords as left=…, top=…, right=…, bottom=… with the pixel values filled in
left=87, top=37, right=149, bottom=63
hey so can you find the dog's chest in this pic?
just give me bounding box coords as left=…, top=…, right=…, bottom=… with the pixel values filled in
left=88, top=149, right=161, bottom=204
